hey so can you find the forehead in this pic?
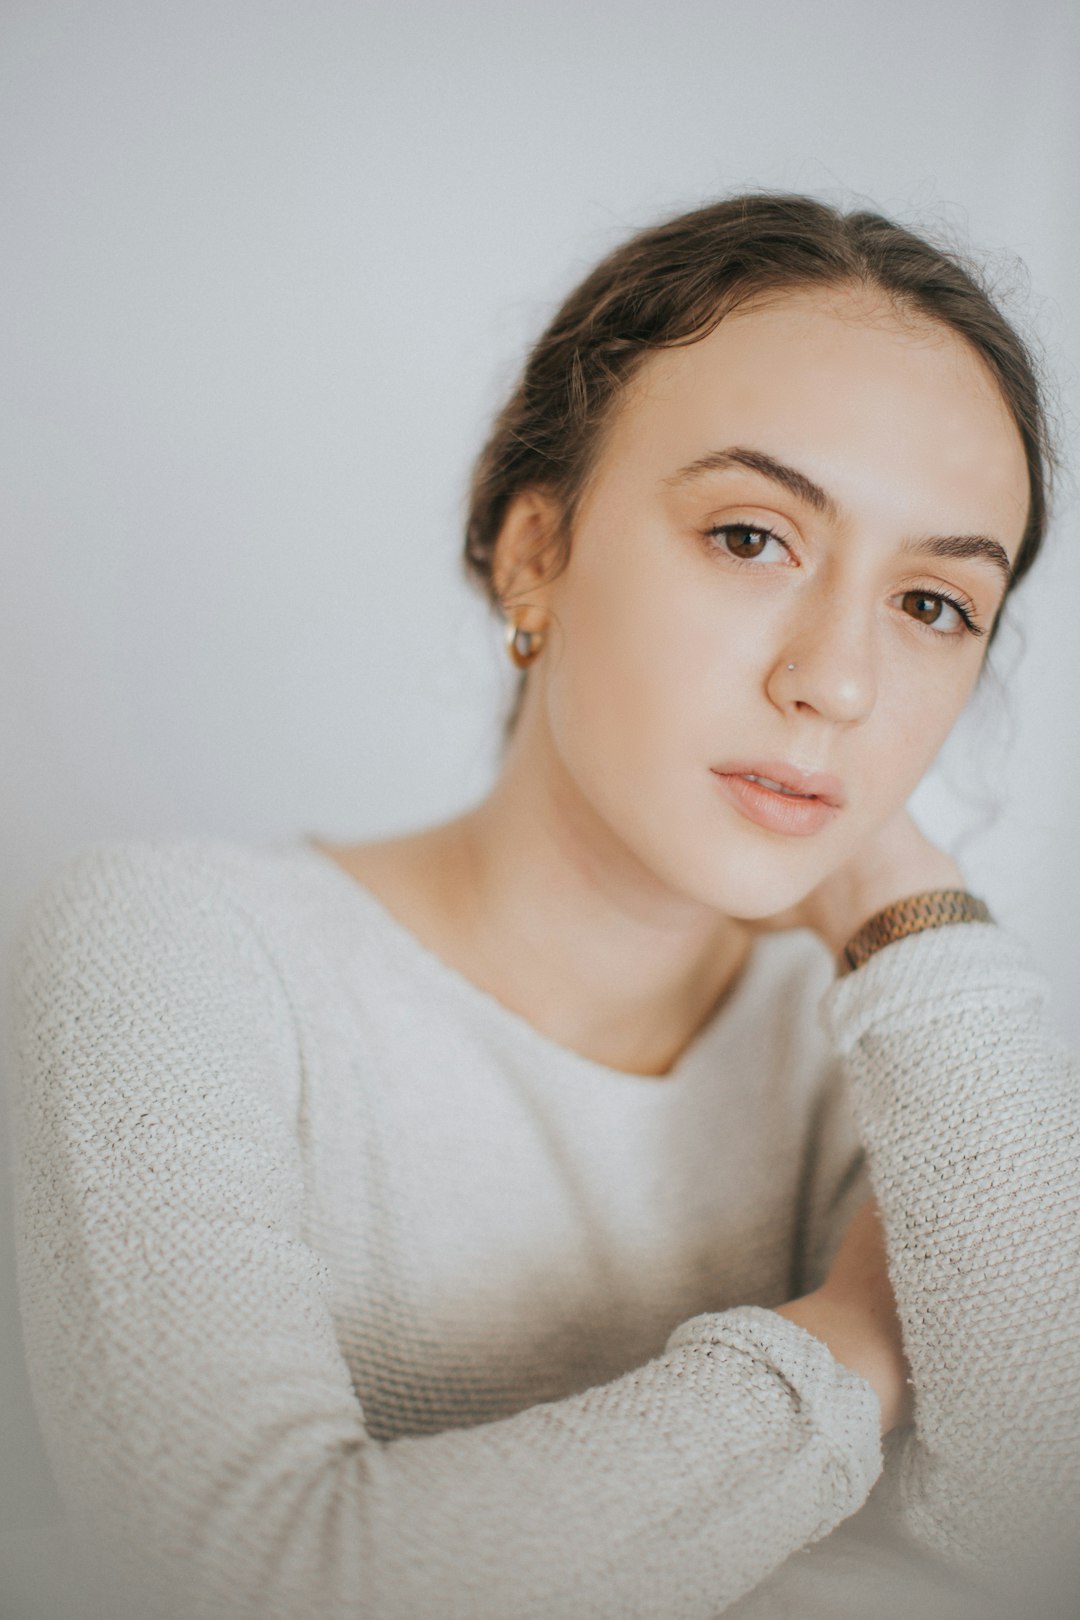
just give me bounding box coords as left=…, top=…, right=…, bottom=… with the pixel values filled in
left=598, top=284, right=1030, bottom=560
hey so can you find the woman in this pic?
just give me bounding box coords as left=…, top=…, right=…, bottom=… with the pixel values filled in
left=11, top=193, right=1079, bottom=1620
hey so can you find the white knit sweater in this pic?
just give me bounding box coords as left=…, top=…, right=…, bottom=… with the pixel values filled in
left=9, top=835, right=1080, bottom=1619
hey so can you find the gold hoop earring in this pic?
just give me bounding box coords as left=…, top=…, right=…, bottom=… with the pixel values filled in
left=504, top=618, right=546, bottom=669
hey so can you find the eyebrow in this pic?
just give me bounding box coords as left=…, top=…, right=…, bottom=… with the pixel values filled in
left=665, top=446, right=839, bottom=519
left=665, top=444, right=1014, bottom=589
left=896, top=532, right=1013, bottom=588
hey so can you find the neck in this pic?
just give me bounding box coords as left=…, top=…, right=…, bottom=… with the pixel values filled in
left=434, top=712, right=752, bottom=1078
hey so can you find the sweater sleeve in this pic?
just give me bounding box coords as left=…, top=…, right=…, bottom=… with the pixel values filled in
left=815, top=922, right=1080, bottom=1584
left=9, top=841, right=882, bottom=1620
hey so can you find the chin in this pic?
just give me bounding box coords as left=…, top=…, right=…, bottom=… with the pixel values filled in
left=609, top=783, right=836, bottom=920
left=711, top=883, right=809, bottom=925
left=679, top=846, right=825, bottom=924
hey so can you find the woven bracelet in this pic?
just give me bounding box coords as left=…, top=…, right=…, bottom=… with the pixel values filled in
left=839, top=889, right=994, bottom=976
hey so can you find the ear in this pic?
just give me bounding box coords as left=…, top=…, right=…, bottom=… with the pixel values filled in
left=491, top=488, right=565, bottom=620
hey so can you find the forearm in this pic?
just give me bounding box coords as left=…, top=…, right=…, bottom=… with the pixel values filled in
left=363, top=1308, right=884, bottom=1620
left=13, top=842, right=887, bottom=1620
left=774, top=1291, right=910, bottom=1440
left=818, top=922, right=1080, bottom=1575
left=21, top=1273, right=886, bottom=1620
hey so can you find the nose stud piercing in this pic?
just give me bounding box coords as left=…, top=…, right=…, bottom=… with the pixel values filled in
left=787, top=663, right=796, bottom=670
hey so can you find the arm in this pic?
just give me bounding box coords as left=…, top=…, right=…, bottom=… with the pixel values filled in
left=9, top=841, right=883, bottom=1620
left=776, top=1197, right=914, bottom=1439
left=771, top=806, right=1080, bottom=1579
left=817, top=918, right=1080, bottom=1579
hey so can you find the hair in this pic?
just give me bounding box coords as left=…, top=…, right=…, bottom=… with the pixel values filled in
left=460, top=191, right=1057, bottom=749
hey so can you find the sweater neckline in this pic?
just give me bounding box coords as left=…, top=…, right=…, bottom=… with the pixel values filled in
left=293, top=831, right=765, bottom=1089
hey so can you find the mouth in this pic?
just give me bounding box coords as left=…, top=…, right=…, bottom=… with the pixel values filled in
left=740, top=773, right=814, bottom=798
left=711, top=760, right=845, bottom=808
left=709, top=759, right=845, bottom=837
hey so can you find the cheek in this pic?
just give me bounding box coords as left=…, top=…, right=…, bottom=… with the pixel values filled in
left=541, top=597, right=677, bottom=805
left=857, top=655, right=980, bottom=819
left=546, top=546, right=763, bottom=771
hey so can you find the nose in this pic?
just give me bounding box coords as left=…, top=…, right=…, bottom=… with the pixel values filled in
left=767, top=598, right=878, bottom=725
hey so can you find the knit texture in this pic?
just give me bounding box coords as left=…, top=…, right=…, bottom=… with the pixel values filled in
left=8, top=835, right=1080, bottom=1618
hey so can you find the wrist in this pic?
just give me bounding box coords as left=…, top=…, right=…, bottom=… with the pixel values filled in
left=820, top=855, right=966, bottom=957
left=839, top=888, right=993, bottom=975
left=775, top=1291, right=911, bottom=1437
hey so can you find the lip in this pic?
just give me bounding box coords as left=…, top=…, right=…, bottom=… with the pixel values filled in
left=711, top=759, right=846, bottom=808
left=709, top=759, right=845, bottom=839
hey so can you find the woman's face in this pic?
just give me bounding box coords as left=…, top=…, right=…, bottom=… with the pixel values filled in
left=513, top=282, right=1030, bottom=919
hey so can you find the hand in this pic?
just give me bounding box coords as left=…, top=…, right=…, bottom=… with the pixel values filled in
left=750, top=805, right=965, bottom=958
left=776, top=1197, right=914, bottom=1436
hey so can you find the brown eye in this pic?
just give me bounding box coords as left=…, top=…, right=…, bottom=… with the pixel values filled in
left=892, top=588, right=983, bottom=638
left=902, top=591, right=944, bottom=625
left=709, top=524, right=775, bottom=559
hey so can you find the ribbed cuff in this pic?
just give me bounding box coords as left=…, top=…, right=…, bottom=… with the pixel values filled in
left=818, top=922, right=1047, bottom=1058
left=666, top=1304, right=883, bottom=1512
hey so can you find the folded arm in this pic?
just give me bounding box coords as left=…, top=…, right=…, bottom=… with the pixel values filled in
left=10, top=842, right=883, bottom=1620
left=812, top=923, right=1080, bottom=1579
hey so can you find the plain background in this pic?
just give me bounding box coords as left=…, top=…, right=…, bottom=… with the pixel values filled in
left=2, top=2, right=1078, bottom=1614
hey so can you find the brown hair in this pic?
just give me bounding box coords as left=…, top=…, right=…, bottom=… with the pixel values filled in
left=461, top=192, right=1056, bottom=745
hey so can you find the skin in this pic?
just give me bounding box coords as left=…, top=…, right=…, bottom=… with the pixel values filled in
left=322, top=280, right=1030, bottom=1434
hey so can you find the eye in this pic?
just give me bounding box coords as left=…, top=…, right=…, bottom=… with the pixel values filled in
left=899, top=589, right=984, bottom=638
left=705, top=523, right=791, bottom=563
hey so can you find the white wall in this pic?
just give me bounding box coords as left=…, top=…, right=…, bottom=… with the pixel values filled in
left=2, top=0, right=1078, bottom=1610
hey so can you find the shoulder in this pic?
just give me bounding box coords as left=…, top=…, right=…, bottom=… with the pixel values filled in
left=13, top=835, right=299, bottom=967
left=10, top=837, right=308, bottom=1145
left=10, top=836, right=311, bottom=1061
left=12, top=830, right=369, bottom=942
